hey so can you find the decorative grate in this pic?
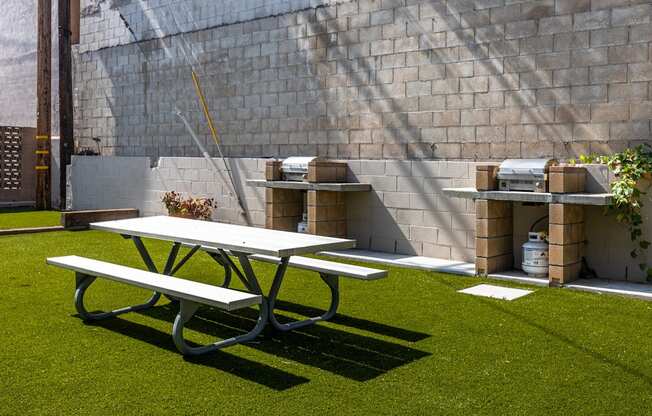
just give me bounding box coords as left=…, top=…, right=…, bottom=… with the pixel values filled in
left=0, top=127, right=23, bottom=190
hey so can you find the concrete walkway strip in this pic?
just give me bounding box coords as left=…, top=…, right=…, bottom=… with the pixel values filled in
left=320, top=249, right=652, bottom=301
left=0, top=225, right=64, bottom=236
left=565, top=279, right=652, bottom=302
left=458, top=284, right=533, bottom=301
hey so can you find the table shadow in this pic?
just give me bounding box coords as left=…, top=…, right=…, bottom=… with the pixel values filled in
left=80, top=316, right=309, bottom=391
left=272, top=299, right=431, bottom=342
left=137, top=303, right=431, bottom=382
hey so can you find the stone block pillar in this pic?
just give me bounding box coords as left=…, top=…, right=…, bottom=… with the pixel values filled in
left=476, top=164, right=499, bottom=191
left=307, top=190, right=346, bottom=237
left=548, top=203, right=584, bottom=285
left=475, top=199, right=513, bottom=275
left=265, top=160, right=282, bottom=181
left=265, top=188, right=302, bottom=231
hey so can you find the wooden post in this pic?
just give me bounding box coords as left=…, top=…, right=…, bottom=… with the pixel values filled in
left=36, top=0, right=52, bottom=210
left=59, top=0, right=74, bottom=210
left=70, top=0, right=80, bottom=45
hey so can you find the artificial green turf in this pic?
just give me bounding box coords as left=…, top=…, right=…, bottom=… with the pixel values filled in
left=0, top=208, right=60, bottom=229
left=2, top=230, right=652, bottom=415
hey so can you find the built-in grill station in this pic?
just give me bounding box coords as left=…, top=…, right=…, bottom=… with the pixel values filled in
left=444, top=158, right=613, bottom=287
left=247, top=157, right=372, bottom=238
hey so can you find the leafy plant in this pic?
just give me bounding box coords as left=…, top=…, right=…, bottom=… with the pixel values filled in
left=573, top=153, right=601, bottom=164
left=573, top=144, right=652, bottom=278
left=161, top=191, right=217, bottom=220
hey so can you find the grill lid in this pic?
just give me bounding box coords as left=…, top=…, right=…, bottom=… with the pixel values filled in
left=497, top=158, right=557, bottom=179
left=281, top=156, right=319, bottom=174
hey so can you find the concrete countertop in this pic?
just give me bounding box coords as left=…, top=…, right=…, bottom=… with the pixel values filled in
left=442, top=187, right=613, bottom=206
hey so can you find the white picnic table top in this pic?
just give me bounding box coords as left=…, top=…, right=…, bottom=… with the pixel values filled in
left=90, top=215, right=356, bottom=257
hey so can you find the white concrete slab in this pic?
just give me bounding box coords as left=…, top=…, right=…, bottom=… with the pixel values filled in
left=459, top=284, right=533, bottom=301
left=488, top=270, right=549, bottom=287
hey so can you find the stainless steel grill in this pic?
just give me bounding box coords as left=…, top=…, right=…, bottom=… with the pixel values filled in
left=497, top=158, right=557, bottom=193
left=280, top=157, right=318, bottom=181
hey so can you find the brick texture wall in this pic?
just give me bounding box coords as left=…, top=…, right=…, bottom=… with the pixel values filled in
left=74, top=0, right=652, bottom=159
left=69, top=156, right=652, bottom=281
left=68, top=156, right=476, bottom=261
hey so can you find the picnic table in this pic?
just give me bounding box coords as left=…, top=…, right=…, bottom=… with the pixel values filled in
left=95, top=216, right=357, bottom=335
left=90, top=215, right=356, bottom=295
left=48, top=216, right=387, bottom=355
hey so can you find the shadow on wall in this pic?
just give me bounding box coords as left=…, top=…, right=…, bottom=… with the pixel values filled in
left=343, top=159, right=476, bottom=261
left=77, top=0, right=650, bottom=160
left=584, top=182, right=652, bottom=282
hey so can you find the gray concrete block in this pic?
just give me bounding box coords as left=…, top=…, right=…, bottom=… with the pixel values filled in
left=539, top=15, right=573, bottom=35
left=629, top=62, right=652, bottom=82
left=553, top=32, right=590, bottom=51
left=461, top=110, right=490, bottom=126
left=571, top=85, right=608, bottom=103
left=574, top=10, right=611, bottom=31
left=590, top=27, right=628, bottom=48
left=611, top=4, right=650, bottom=27
left=536, top=51, right=570, bottom=70
left=506, top=20, right=538, bottom=39
left=630, top=22, right=652, bottom=43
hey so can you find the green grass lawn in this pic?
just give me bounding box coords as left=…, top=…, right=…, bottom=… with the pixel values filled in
left=2, top=230, right=652, bottom=415
left=0, top=208, right=60, bottom=229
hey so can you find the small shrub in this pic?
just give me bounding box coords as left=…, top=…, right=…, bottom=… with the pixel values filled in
left=161, top=191, right=217, bottom=220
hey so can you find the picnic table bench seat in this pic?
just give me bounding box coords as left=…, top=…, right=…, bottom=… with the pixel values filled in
left=248, top=254, right=388, bottom=280
left=190, top=244, right=388, bottom=280
left=46, top=255, right=266, bottom=356
left=192, top=245, right=388, bottom=331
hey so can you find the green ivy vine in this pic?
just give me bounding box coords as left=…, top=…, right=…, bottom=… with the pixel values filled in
left=573, top=144, right=652, bottom=278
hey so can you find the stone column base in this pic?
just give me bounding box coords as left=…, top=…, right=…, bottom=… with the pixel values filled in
left=476, top=199, right=513, bottom=275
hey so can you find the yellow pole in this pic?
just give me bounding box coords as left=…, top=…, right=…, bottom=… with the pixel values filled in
left=191, top=70, right=220, bottom=145
left=188, top=70, right=252, bottom=225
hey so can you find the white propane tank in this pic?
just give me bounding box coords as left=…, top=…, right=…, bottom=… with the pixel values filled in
left=522, top=231, right=549, bottom=277
left=297, top=213, right=308, bottom=233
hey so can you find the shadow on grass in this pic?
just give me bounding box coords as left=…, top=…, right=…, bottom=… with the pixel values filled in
left=0, top=207, right=37, bottom=214
left=83, top=316, right=309, bottom=391
left=135, top=303, right=431, bottom=382
left=273, top=299, right=431, bottom=342
left=482, top=299, right=652, bottom=388
left=441, top=280, right=652, bottom=388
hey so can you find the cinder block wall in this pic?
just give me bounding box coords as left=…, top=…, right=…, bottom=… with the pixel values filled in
left=69, top=156, right=652, bottom=282
left=71, top=0, right=652, bottom=281
left=74, top=0, right=652, bottom=158
left=69, top=156, right=476, bottom=261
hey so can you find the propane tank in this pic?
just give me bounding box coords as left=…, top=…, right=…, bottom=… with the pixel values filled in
left=297, top=213, right=308, bottom=233
left=522, top=231, right=549, bottom=277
